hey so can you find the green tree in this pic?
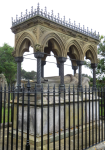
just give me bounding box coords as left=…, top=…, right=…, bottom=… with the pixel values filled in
left=0, top=43, right=17, bottom=85
left=84, top=35, right=105, bottom=86
left=21, top=69, right=37, bottom=80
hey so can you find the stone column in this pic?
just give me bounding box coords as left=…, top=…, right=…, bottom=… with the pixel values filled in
left=15, top=56, right=23, bottom=87
left=91, top=63, right=97, bottom=89
left=57, top=63, right=60, bottom=76
left=58, top=57, right=66, bottom=85
left=72, top=66, right=78, bottom=75
left=76, top=61, right=84, bottom=88
left=34, top=52, right=44, bottom=85
left=41, top=60, right=46, bottom=78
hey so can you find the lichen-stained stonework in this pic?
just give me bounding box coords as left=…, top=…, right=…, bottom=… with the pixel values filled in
left=11, top=16, right=99, bottom=63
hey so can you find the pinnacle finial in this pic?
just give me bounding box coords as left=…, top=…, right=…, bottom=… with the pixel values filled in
left=45, top=6, right=47, bottom=13
left=29, top=11, right=30, bottom=17
left=58, top=13, right=60, bottom=19
left=51, top=10, right=53, bottom=16
left=37, top=3, right=40, bottom=9
left=26, top=9, right=27, bottom=15
left=31, top=6, right=33, bottom=13
left=63, top=16, right=65, bottom=23
left=55, top=15, right=56, bottom=19
left=98, top=32, right=99, bottom=37
left=21, top=12, right=22, bottom=18
left=16, top=15, right=18, bottom=21
left=69, top=18, right=71, bottom=24
left=61, top=18, right=62, bottom=23
left=12, top=17, right=13, bottom=23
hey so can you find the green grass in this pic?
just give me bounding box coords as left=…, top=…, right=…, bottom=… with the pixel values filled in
left=99, top=99, right=105, bottom=116
left=1, top=106, right=11, bottom=123
left=100, top=106, right=104, bottom=116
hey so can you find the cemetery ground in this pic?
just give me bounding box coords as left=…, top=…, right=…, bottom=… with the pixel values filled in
left=0, top=116, right=105, bottom=149
left=0, top=97, right=105, bottom=149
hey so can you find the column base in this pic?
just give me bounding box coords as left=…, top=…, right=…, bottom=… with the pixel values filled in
left=36, top=84, right=42, bottom=91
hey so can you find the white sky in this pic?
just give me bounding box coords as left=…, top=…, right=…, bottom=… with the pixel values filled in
left=0, top=0, right=104, bottom=77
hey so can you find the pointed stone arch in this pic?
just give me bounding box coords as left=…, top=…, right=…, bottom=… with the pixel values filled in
left=14, top=31, right=37, bottom=57
left=65, top=39, right=83, bottom=60
left=40, top=31, right=65, bottom=57
left=83, top=44, right=97, bottom=63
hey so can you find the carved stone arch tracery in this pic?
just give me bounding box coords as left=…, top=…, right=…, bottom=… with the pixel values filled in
left=83, top=44, right=97, bottom=63
left=14, top=31, right=37, bottom=57
left=65, top=39, right=83, bottom=61
left=39, top=31, right=65, bottom=57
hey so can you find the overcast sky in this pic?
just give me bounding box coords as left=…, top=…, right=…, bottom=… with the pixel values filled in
left=0, top=0, right=104, bottom=77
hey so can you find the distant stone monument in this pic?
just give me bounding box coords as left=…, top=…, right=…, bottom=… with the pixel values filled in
left=31, top=73, right=90, bottom=89
left=0, top=74, right=8, bottom=101
left=0, top=74, right=8, bottom=87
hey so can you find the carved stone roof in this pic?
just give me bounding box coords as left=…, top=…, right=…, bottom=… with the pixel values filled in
left=11, top=3, right=99, bottom=40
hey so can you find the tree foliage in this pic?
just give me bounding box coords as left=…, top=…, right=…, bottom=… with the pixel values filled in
left=0, top=43, right=17, bottom=85
left=21, top=69, right=37, bottom=80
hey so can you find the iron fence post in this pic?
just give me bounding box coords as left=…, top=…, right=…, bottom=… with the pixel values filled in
left=26, top=80, right=31, bottom=150
left=0, top=86, right=2, bottom=138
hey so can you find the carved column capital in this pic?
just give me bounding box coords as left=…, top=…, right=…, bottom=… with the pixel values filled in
left=72, top=66, right=78, bottom=70
left=34, top=44, right=42, bottom=52
left=91, top=63, right=97, bottom=68
left=76, top=60, right=84, bottom=66
left=15, top=56, right=23, bottom=62
left=58, top=57, right=66, bottom=63
left=34, top=51, right=44, bottom=58
left=72, top=66, right=78, bottom=75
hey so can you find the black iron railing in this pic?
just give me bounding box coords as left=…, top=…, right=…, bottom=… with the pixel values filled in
left=0, top=82, right=105, bottom=150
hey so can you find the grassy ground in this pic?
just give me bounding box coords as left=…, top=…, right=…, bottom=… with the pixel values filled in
left=1, top=106, right=11, bottom=123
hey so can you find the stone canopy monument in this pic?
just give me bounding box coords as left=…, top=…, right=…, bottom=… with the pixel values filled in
left=11, top=3, right=99, bottom=89
left=11, top=3, right=100, bottom=147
